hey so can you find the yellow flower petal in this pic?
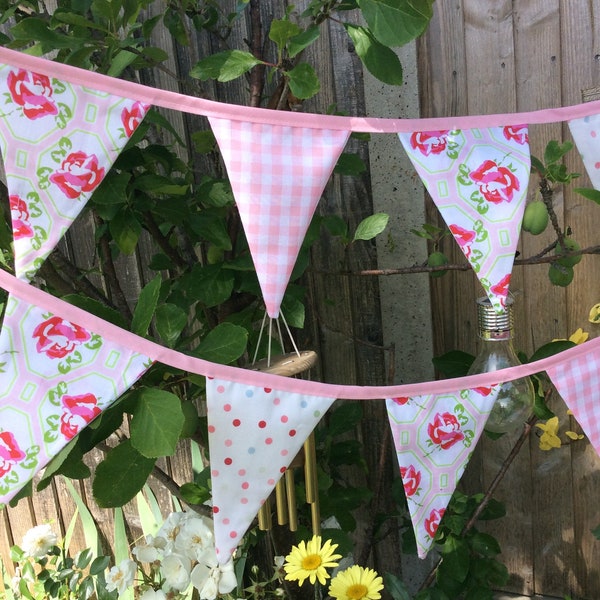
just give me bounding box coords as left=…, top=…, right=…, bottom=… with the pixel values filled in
left=565, top=431, right=584, bottom=440
left=569, top=328, right=589, bottom=344
left=284, top=535, right=341, bottom=587
left=328, top=565, right=384, bottom=600
left=589, top=303, right=600, bottom=324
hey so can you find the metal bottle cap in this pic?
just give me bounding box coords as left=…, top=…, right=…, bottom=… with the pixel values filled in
left=476, top=296, right=513, bottom=340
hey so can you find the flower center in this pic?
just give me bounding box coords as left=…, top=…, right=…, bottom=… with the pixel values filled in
left=347, top=583, right=369, bottom=600
left=301, top=554, right=322, bottom=570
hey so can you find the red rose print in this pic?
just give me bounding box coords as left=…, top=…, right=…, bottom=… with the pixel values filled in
left=490, top=274, right=511, bottom=300
left=0, top=431, right=26, bottom=478
left=503, top=124, right=529, bottom=145
left=7, top=69, right=58, bottom=120
left=473, top=386, right=493, bottom=396
left=424, top=507, right=445, bottom=538
left=400, top=464, right=421, bottom=497
left=49, top=151, right=105, bottom=199
left=449, top=224, right=476, bottom=259
left=410, top=130, right=450, bottom=156
left=10, top=195, right=34, bottom=239
left=60, top=393, right=101, bottom=439
left=121, top=101, right=149, bottom=137
left=392, top=397, right=410, bottom=406
left=428, top=411, right=465, bottom=450
left=32, top=316, right=91, bottom=359
left=469, top=159, right=520, bottom=204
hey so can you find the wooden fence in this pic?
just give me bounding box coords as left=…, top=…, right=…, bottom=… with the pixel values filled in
left=2, top=1, right=600, bottom=599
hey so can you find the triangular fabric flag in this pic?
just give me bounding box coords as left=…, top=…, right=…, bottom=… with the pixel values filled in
left=546, top=347, right=600, bottom=455
left=208, top=117, right=349, bottom=317
left=0, top=64, right=150, bottom=279
left=569, top=114, right=600, bottom=189
left=386, top=385, right=500, bottom=558
left=398, top=126, right=531, bottom=312
left=206, top=377, right=335, bottom=562
left=0, top=294, right=152, bottom=506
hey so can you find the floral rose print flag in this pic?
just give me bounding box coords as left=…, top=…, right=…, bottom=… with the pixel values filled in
left=399, top=126, right=531, bottom=312
left=386, top=386, right=500, bottom=558
left=206, top=377, right=335, bottom=563
left=208, top=117, right=349, bottom=318
left=0, top=65, right=150, bottom=280
left=0, top=294, right=152, bottom=506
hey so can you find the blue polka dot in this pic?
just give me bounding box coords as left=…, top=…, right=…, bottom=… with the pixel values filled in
left=248, top=447, right=256, bottom=454
left=300, top=400, right=307, bottom=408
left=246, top=389, right=254, bottom=398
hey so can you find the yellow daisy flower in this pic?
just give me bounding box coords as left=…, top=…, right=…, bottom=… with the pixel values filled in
left=536, top=416, right=562, bottom=451
left=328, top=565, right=384, bottom=600
left=283, top=535, right=342, bottom=586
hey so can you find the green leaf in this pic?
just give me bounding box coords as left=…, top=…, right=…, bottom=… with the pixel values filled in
left=190, top=50, right=263, bottom=82
left=288, top=25, right=320, bottom=58
left=353, top=212, right=389, bottom=241
left=280, top=295, right=305, bottom=328
left=327, top=402, right=363, bottom=437
left=179, top=482, right=211, bottom=505
left=131, top=275, right=162, bottom=336
left=89, top=556, right=110, bottom=576
left=133, top=173, right=189, bottom=195
left=440, top=535, right=470, bottom=582
left=62, top=295, right=127, bottom=329
left=357, top=0, right=434, bottom=46
left=529, top=340, right=575, bottom=362
left=334, top=152, right=367, bottom=176
left=109, top=208, right=141, bottom=254
left=195, top=322, right=248, bottom=364
left=469, top=531, right=502, bottom=557
left=383, top=572, right=411, bottom=600
left=181, top=263, right=235, bottom=307
left=591, top=523, right=600, bottom=540
left=191, top=130, right=217, bottom=154
left=188, top=211, right=233, bottom=250
left=269, top=19, right=301, bottom=50
left=130, top=388, right=185, bottom=457
left=574, top=187, right=600, bottom=205
left=286, top=62, right=320, bottom=99
left=544, top=139, right=573, bottom=165
left=93, top=440, right=156, bottom=507
left=89, top=172, right=131, bottom=206
left=322, top=215, right=349, bottom=239
left=155, top=303, right=188, bottom=348
left=107, top=50, right=138, bottom=77
left=432, top=350, right=475, bottom=378
left=11, top=17, right=80, bottom=48
left=344, top=24, right=403, bottom=85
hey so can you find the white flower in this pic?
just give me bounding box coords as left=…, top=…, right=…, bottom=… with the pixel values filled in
left=161, top=552, right=192, bottom=591
left=139, top=589, right=168, bottom=600
left=105, top=559, right=137, bottom=595
left=156, top=512, right=186, bottom=551
left=174, top=514, right=214, bottom=561
left=190, top=551, right=237, bottom=600
left=21, top=524, right=58, bottom=558
left=133, top=534, right=166, bottom=563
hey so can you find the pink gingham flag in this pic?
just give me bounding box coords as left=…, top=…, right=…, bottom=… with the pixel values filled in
left=386, top=386, right=499, bottom=558
left=208, top=117, right=349, bottom=317
left=0, top=64, right=150, bottom=280
left=206, top=377, right=334, bottom=562
left=546, top=348, right=600, bottom=455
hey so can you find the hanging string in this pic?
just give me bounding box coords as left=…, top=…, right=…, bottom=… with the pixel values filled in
left=279, top=311, right=301, bottom=357
left=267, top=317, right=273, bottom=367
left=252, top=311, right=268, bottom=365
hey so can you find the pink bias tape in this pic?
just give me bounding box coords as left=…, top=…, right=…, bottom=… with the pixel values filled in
left=1, top=47, right=600, bottom=132
left=0, top=269, right=597, bottom=400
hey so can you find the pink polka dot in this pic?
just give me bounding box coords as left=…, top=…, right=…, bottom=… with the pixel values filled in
left=265, top=437, right=273, bottom=445
left=211, top=469, right=219, bottom=476
left=281, top=449, right=289, bottom=456
left=242, top=482, right=249, bottom=489
left=224, top=404, right=231, bottom=412
left=592, top=130, right=597, bottom=137
left=229, top=531, right=238, bottom=538
left=217, top=385, right=225, bottom=393
left=232, top=418, right=241, bottom=427
left=238, top=469, right=246, bottom=476
left=273, top=397, right=281, bottom=405
left=280, top=467, right=287, bottom=473
left=267, top=478, right=275, bottom=485
left=208, top=425, right=215, bottom=433
left=289, top=429, right=297, bottom=437
left=258, top=420, right=267, bottom=428
left=224, top=457, right=233, bottom=465
left=595, top=162, right=600, bottom=169
left=223, top=518, right=230, bottom=525
left=213, top=506, right=219, bottom=513
left=225, top=439, right=233, bottom=447
left=241, top=497, right=248, bottom=504
left=280, top=415, right=288, bottom=423
left=264, top=388, right=272, bottom=393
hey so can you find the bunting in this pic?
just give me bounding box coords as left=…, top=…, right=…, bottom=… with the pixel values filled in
left=208, top=117, right=349, bottom=318
left=398, top=126, right=531, bottom=312
left=206, top=377, right=335, bottom=562
left=0, top=294, right=152, bottom=505
left=569, top=114, right=600, bottom=190
left=0, top=64, right=149, bottom=280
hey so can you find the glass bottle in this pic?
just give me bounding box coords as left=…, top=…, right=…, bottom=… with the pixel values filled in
left=467, top=296, right=535, bottom=433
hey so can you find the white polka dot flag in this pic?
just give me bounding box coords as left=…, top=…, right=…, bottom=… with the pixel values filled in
left=208, top=117, right=350, bottom=318
left=0, top=294, right=152, bottom=506
left=0, top=65, right=150, bottom=280
left=546, top=348, right=600, bottom=456
left=386, top=386, right=500, bottom=558
left=205, top=377, right=335, bottom=563
left=398, top=126, right=531, bottom=313
left=569, top=114, right=600, bottom=190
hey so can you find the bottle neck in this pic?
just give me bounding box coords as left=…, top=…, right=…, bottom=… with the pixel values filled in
left=477, top=328, right=514, bottom=342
